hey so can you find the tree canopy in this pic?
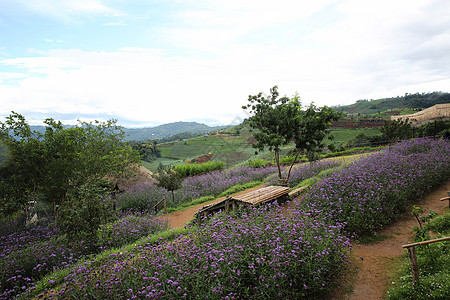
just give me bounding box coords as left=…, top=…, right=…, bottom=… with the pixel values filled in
left=243, top=86, right=341, bottom=182
left=0, top=112, right=139, bottom=219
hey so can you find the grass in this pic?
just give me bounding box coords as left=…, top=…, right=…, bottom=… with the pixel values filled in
left=327, top=127, right=382, bottom=146
left=387, top=208, right=450, bottom=299
left=141, top=157, right=183, bottom=172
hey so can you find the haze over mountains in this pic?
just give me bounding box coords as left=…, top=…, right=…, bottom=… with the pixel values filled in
left=26, top=92, right=450, bottom=142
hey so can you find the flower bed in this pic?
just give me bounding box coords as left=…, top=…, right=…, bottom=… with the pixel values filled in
left=41, top=205, right=351, bottom=299
left=302, top=138, right=450, bottom=237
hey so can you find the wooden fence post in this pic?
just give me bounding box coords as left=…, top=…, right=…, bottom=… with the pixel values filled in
left=402, top=237, right=450, bottom=286
left=163, top=197, right=166, bottom=213
left=407, top=246, right=419, bottom=285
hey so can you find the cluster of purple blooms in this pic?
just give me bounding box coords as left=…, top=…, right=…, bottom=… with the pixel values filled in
left=303, top=137, right=450, bottom=236
left=0, top=215, right=168, bottom=298
left=118, top=159, right=343, bottom=212
left=37, top=205, right=351, bottom=299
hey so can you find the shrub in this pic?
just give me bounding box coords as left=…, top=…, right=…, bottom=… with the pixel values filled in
left=242, top=157, right=271, bottom=168
left=174, top=160, right=225, bottom=178
left=387, top=211, right=450, bottom=299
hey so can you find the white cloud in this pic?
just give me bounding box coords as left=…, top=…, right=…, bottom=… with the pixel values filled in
left=1, top=0, right=450, bottom=126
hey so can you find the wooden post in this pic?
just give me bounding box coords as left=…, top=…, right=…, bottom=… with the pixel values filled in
left=232, top=201, right=236, bottom=212
left=225, top=200, right=230, bottom=214
left=163, top=197, right=166, bottom=213
left=407, top=246, right=419, bottom=285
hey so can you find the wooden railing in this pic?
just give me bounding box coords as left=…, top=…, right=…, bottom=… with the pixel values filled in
left=153, top=197, right=166, bottom=214
left=402, top=236, right=450, bottom=285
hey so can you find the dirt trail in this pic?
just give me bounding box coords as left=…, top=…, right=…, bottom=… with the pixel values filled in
left=336, top=179, right=450, bottom=300
left=160, top=185, right=265, bottom=228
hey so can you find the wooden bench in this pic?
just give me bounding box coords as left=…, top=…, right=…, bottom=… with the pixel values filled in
left=288, top=186, right=308, bottom=198
left=196, top=186, right=290, bottom=222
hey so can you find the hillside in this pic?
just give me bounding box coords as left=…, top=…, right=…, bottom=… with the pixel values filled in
left=335, top=91, right=450, bottom=115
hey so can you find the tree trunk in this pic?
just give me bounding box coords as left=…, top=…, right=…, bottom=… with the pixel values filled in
left=286, top=151, right=300, bottom=182
left=274, top=151, right=282, bottom=179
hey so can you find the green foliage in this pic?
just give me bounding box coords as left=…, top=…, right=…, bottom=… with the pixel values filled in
left=129, top=140, right=161, bottom=162
left=0, top=112, right=139, bottom=229
left=427, top=213, right=450, bottom=234
left=280, top=154, right=307, bottom=164
left=153, top=165, right=183, bottom=201
left=335, top=92, right=450, bottom=115
left=173, top=160, right=225, bottom=178
left=242, top=157, right=271, bottom=168
left=243, top=86, right=341, bottom=181
left=56, top=182, right=114, bottom=241
left=322, top=146, right=385, bottom=158
left=411, top=206, right=438, bottom=242
left=417, top=120, right=450, bottom=137
left=380, top=119, right=414, bottom=143
left=388, top=210, right=450, bottom=299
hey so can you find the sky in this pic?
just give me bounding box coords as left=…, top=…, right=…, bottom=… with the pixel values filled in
left=0, top=0, right=449, bottom=127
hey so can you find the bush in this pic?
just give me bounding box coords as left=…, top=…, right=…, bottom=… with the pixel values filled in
left=427, top=213, right=450, bottom=234
left=174, top=160, right=225, bottom=178
left=388, top=210, right=450, bottom=299
left=242, top=157, right=271, bottom=168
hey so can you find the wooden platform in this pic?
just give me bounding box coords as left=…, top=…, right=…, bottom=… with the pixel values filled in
left=196, top=185, right=292, bottom=222
left=231, top=185, right=290, bottom=205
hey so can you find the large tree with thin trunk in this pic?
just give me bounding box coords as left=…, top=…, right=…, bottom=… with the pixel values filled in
left=242, top=86, right=341, bottom=183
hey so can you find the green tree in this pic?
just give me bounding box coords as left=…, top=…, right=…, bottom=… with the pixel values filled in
left=243, top=86, right=341, bottom=183
left=0, top=112, right=46, bottom=216
left=380, top=119, right=413, bottom=145
left=154, top=165, right=183, bottom=202
left=0, top=112, right=139, bottom=226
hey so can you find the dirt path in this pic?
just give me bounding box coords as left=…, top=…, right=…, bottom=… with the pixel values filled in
left=336, top=179, right=450, bottom=300
left=160, top=185, right=265, bottom=228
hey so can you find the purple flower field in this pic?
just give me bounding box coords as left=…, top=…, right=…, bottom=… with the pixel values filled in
left=33, top=205, right=351, bottom=299
left=2, top=138, right=448, bottom=299
left=118, top=160, right=343, bottom=212
left=302, top=138, right=450, bottom=236
left=0, top=215, right=167, bottom=298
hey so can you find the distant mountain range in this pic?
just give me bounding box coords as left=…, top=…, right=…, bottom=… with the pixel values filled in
left=29, top=121, right=229, bottom=142
left=122, top=122, right=229, bottom=141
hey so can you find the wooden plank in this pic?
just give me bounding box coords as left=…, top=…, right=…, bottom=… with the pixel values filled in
left=232, top=186, right=289, bottom=204
left=402, top=236, right=450, bottom=248
left=288, top=186, right=308, bottom=198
